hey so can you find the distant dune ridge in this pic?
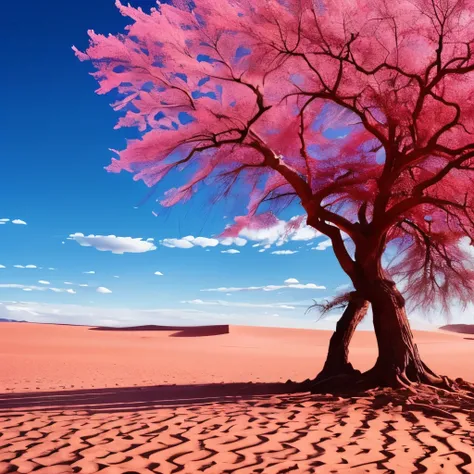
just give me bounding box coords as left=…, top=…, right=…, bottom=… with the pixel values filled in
left=90, top=324, right=230, bottom=337
left=440, top=324, right=474, bottom=334
left=0, top=322, right=473, bottom=473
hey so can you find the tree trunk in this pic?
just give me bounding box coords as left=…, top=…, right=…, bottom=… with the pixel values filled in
left=315, top=292, right=369, bottom=381
left=366, top=278, right=440, bottom=387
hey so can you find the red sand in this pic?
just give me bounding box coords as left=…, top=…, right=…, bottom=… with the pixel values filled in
left=0, top=323, right=473, bottom=473
left=1, top=322, right=472, bottom=391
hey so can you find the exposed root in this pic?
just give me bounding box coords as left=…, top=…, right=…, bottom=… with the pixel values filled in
left=305, top=368, right=474, bottom=421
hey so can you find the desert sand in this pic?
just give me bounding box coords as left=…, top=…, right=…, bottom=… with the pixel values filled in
left=0, top=322, right=473, bottom=473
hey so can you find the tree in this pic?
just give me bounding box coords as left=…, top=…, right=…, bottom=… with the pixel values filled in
left=75, top=0, right=474, bottom=390
left=307, top=291, right=369, bottom=381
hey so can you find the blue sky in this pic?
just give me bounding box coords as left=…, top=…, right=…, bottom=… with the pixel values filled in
left=0, top=0, right=468, bottom=329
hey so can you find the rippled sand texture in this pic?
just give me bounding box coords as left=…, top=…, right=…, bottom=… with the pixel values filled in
left=0, top=322, right=473, bottom=473
left=1, top=387, right=473, bottom=474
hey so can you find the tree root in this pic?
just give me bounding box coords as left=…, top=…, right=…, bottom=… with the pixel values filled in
left=306, top=367, right=474, bottom=412
left=301, top=367, right=474, bottom=422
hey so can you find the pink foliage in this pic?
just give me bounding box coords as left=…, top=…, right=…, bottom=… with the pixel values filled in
left=75, top=0, right=474, bottom=310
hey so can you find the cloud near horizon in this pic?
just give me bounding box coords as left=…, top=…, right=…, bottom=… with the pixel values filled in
left=202, top=278, right=326, bottom=293
left=182, top=299, right=296, bottom=309
left=69, top=233, right=157, bottom=254
left=0, top=300, right=341, bottom=330
left=65, top=282, right=89, bottom=287
left=0, top=283, right=75, bottom=294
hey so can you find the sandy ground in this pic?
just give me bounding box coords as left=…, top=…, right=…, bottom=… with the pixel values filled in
left=0, top=323, right=473, bottom=473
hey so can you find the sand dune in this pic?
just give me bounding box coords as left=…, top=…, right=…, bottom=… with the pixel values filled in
left=90, top=324, right=230, bottom=337
left=0, top=322, right=473, bottom=473
left=440, top=324, right=474, bottom=335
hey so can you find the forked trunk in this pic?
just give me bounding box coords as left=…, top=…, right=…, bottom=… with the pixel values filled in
left=367, top=278, right=439, bottom=387
left=315, top=292, right=368, bottom=381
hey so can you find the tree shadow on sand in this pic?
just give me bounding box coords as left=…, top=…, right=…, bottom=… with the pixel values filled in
left=1, top=382, right=473, bottom=419
left=1, top=383, right=473, bottom=473
left=0, top=382, right=300, bottom=414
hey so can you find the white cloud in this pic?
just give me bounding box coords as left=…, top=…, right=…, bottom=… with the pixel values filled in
left=48, top=268, right=56, bottom=271
left=0, top=218, right=10, bottom=223
left=220, top=237, right=247, bottom=247
left=161, top=237, right=194, bottom=249
left=62, top=281, right=89, bottom=288
left=0, top=283, right=75, bottom=294
left=182, top=299, right=296, bottom=310
left=13, top=265, right=37, bottom=269
left=96, top=286, right=112, bottom=294
left=50, top=288, right=76, bottom=294
left=284, top=278, right=299, bottom=285
left=258, top=249, right=265, bottom=253
left=291, top=225, right=318, bottom=241
left=12, top=219, right=27, bottom=225
left=0, top=265, right=5, bottom=269
left=272, top=250, right=298, bottom=255
left=161, top=235, right=247, bottom=249
left=83, top=271, right=95, bottom=274
left=312, top=239, right=333, bottom=251
left=161, top=236, right=219, bottom=249
left=221, top=249, right=240, bottom=254
left=154, top=271, right=164, bottom=276
left=192, top=237, right=220, bottom=248
left=202, top=279, right=326, bottom=292
left=335, top=283, right=352, bottom=293
left=113, top=275, right=120, bottom=278
left=237, top=216, right=321, bottom=247
left=38, top=280, right=50, bottom=285
left=69, top=233, right=157, bottom=254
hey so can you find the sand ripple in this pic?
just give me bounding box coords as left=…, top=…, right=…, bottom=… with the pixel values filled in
left=1, top=387, right=473, bottom=474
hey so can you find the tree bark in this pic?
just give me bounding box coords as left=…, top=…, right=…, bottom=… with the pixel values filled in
left=315, top=292, right=369, bottom=381
left=365, top=278, right=440, bottom=387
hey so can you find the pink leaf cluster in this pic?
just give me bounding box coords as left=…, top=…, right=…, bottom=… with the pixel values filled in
left=75, top=0, right=474, bottom=309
